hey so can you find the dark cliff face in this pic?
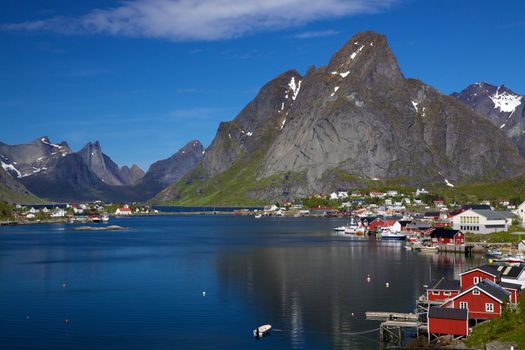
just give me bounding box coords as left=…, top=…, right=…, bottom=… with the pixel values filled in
left=160, top=31, right=525, bottom=203
left=201, top=70, right=303, bottom=177
left=78, top=141, right=142, bottom=186
left=133, top=140, right=204, bottom=198
left=452, top=82, right=525, bottom=154
left=120, top=164, right=145, bottom=186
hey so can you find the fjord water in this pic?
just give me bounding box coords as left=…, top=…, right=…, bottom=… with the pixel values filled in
left=0, top=216, right=480, bottom=349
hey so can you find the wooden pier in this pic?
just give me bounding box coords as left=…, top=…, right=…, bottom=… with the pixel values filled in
left=365, top=312, right=418, bottom=321
left=366, top=311, right=426, bottom=346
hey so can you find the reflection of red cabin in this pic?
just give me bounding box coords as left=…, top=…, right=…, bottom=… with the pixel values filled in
left=430, top=229, right=464, bottom=245
left=368, top=218, right=396, bottom=231
left=426, top=279, right=461, bottom=301
left=459, top=265, right=501, bottom=290
left=500, top=281, right=522, bottom=304
left=428, top=307, right=468, bottom=336
left=442, top=280, right=510, bottom=319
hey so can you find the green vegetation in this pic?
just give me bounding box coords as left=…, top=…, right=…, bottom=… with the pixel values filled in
left=426, top=174, right=525, bottom=205
left=0, top=201, right=13, bottom=220
left=465, top=225, right=525, bottom=244
left=161, top=152, right=307, bottom=206
left=466, top=299, right=525, bottom=348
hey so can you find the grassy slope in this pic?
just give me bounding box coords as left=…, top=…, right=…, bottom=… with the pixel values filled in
left=159, top=151, right=306, bottom=206
left=0, top=184, right=43, bottom=204
left=466, top=300, right=525, bottom=348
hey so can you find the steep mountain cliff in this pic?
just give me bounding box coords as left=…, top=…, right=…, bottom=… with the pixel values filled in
left=157, top=31, right=525, bottom=204
left=120, top=164, right=145, bottom=186
left=138, top=140, right=204, bottom=192
left=78, top=141, right=145, bottom=186
left=452, top=82, right=525, bottom=154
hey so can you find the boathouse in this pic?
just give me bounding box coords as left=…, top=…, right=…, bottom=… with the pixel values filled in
left=426, top=279, right=461, bottom=301
left=368, top=218, right=396, bottom=231
left=459, top=265, right=501, bottom=289
left=442, top=280, right=510, bottom=319
left=115, top=207, right=132, bottom=215
left=430, top=228, right=464, bottom=246
left=428, top=307, right=468, bottom=337
left=499, top=281, right=522, bottom=304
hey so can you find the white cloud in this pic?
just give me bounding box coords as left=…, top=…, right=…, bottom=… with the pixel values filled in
left=3, top=0, right=398, bottom=41
left=291, top=29, right=340, bottom=39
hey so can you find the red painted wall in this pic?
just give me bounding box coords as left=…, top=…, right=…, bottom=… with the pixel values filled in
left=449, top=291, right=501, bottom=319
left=427, top=290, right=459, bottom=301
left=460, top=271, right=497, bottom=290
left=428, top=316, right=468, bottom=336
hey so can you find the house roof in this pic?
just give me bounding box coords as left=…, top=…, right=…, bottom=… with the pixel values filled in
left=460, top=265, right=501, bottom=278
left=496, top=265, right=524, bottom=279
left=118, top=207, right=131, bottom=211
left=476, top=280, right=511, bottom=302
left=462, top=204, right=491, bottom=211
left=428, top=307, right=468, bottom=321
left=424, top=212, right=440, bottom=217
left=448, top=279, right=510, bottom=304
left=471, top=209, right=515, bottom=220
left=499, top=281, right=522, bottom=291
left=430, top=228, right=461, bottom=239
left=427, top=279, right=461, bottom=291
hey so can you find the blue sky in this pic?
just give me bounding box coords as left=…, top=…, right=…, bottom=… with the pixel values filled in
left=1, top=0, right=524, bottom=170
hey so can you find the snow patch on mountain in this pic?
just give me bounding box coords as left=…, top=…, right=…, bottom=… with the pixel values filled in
left=288, top=77, right=301, bottom=100
left=490, top=88, right=522, bottom=113
left=41, top=137, right=62, bottom=148
left=350, top=45, right=365, bottom=60
left=331, top=71, right=350, bottom=78
left=1, top=161, right=21, bottom=178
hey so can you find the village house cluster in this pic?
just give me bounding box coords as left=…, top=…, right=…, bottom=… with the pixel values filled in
left=424, top=264, right=524, bottom=338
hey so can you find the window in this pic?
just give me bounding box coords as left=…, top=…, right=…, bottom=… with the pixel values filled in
left=473, top=289, right=480, bottom=295
left=485, top=303, right=494, bottom=312
left=460, top=301, right=468, bottom=309
left=431, top=291, right=440, bottom=295
left=443, top=291, right=451, bottom=296
left=473, top=277, right=481, bottom=284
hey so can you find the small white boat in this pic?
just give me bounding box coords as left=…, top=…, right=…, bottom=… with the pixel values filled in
left=253, top=324, right=272, bottom=337
left=254, top=214, right=262, bottom=219
left=333, top=225, right=347, bottom=231
left=102, top=215, right=109, bottom=223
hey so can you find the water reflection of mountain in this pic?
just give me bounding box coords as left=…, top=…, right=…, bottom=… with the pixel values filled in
left=214, top=241, right=483, bottom=349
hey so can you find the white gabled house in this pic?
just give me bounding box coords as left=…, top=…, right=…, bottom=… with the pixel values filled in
left=513, top=201, right=525, bottom=223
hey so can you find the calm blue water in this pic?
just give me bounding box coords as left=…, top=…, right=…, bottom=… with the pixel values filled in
left=0, top=216, right=481, bottom=349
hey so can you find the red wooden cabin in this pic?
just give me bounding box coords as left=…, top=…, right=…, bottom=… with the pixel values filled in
left=442, top=280, right=510, bottom=320
left=428, top=307, right=468, bottom=337
left=426, top=279, right=461, bottom=301
left=459, top=265, right=501, bottom=290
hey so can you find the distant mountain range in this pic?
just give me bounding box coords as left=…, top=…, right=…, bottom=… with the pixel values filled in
left=156, top=31, right=525, bottom=205
left=0, top=137, right=203, bottom=203
left=451, top=83, right=525, bottom=155
left=2, top=31, right=524, bottom=205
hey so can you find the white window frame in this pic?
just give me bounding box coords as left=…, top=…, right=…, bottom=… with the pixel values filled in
left=459, top=301, right=468, bottom=309
left=472, top=289, right=480, bottom=295
left=443, top=291, right=451, bottom=296
left=473, top=276, right=481, bottom=284
left=485, top=303, right=494, bottom=312
left=431, top=291, right=440, bottom=296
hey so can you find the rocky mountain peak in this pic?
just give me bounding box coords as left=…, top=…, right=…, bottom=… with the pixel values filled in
left=326, top=31, right=402, bottom=82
